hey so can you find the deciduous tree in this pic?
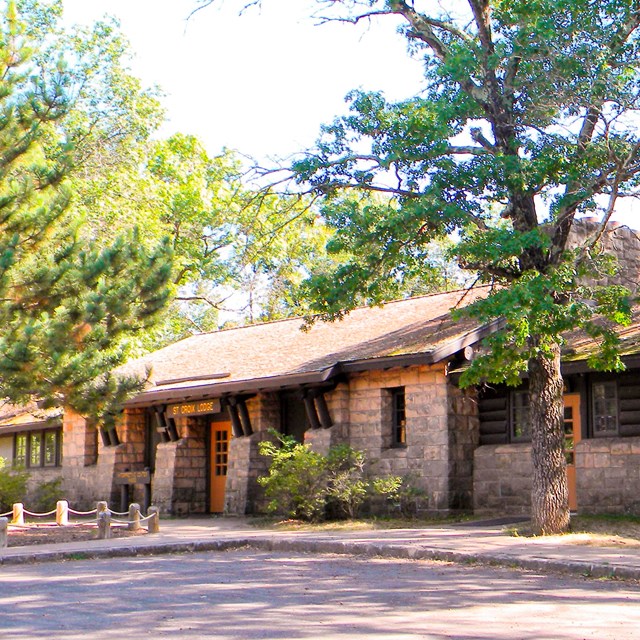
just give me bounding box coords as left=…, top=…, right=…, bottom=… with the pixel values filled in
left=196, top=0, right=640, bottom=534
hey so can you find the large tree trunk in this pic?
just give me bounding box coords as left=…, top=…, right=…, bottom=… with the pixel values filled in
left=528, top=342, right=570, bottom=535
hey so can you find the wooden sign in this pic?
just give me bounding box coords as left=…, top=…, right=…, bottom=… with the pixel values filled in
left=166, top=399, right=221, bottom=418
left=115, top=470, right=151, bottom=485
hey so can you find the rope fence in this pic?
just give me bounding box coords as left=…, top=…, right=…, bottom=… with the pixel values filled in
left=0, top=499, right=160, bottom=548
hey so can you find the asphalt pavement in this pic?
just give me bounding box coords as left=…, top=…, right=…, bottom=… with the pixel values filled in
left=2, top=515, right=640, bottom=580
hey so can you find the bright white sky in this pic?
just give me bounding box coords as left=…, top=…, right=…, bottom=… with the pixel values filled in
left=60, top=0, right=638, bottom=225
left=62, top=0, right=425, bottom=162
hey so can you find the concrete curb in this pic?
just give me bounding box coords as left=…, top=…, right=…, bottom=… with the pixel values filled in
left=1, top=535, right=639, bottom=581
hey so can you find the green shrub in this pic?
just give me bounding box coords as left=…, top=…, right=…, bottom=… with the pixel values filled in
left=29, top=477, right=63, bottom=513
left=258, top=433, right=329, bottom=521
left=372, top=474, right=426, bottom=517
left=0, top=457, right=28, bottom=512
left=258, top=433, right=370, bottom=522
left=326, top=445, right=368, bottom=519
left=258, top=433, right=428, bottom=521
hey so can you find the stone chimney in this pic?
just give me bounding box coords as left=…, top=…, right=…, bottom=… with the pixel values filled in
left=566, top=218, right=640, bottom=295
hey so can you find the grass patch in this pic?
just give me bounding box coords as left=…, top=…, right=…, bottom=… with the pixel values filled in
left=248, top=514, right=476, bottom=532
left=506, top=513, right=640, bottom=547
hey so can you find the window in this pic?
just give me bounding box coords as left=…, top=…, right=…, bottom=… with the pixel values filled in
left=391, top=387, right=406, bottom=447
left=43, top=431, right=57, bottom=467
left=592, top=381, right=618, bottom=436
left=29, top=433, right=41, bottom=467
left=14, top=429, right=62, bottom=468
left=511, top=391, right=531, bottom=441
left=14, top=434, right=27, bottom=467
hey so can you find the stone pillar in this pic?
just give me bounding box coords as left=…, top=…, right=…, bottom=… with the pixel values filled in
left=61, top=409, right=100, bottom=508
left=151, top=441, right=179, bottom=514
left=150, top=416, right=207, bottom=515
left=447, top=382, right=480, bottom=510
left=224, top=394, right=281, bottom=515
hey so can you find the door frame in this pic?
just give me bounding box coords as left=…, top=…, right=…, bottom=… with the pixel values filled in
left=563, top=393, right=582, bottom=512
left=209, top=420, right=232, bottom=513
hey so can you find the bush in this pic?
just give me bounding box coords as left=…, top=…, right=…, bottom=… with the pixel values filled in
left=372, top=474, right=426, bottom=517
left=258, top=433, right=370, bottom=522
left=326, top=445, right=368, bottom=519
left=258, top=433, right=428, bottom=521
left=258, top=433, right=329, bottom=521
left=29, top=477, right=63, bottom=513
left=0, top=457, right=28, bottom=512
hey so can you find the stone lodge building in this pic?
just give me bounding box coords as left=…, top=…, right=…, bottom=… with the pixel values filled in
left=3, top=220, right=640, bottom=517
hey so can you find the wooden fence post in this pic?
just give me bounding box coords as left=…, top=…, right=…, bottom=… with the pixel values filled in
left=128, top=503, right=141, bottom=531
left=97, top=509, right=112, bottom=539
left=147, top=506, right=160, bottom=533
left=12, top=503, right=24, bottom=526
left=0, top=517, right=7, bottom=548
left=56, top=500, right=69, bottom=526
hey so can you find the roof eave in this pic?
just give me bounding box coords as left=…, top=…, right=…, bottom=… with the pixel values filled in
left=124, top=365, right=341, bottom=408
left=124, top=321, right=500, bottom=408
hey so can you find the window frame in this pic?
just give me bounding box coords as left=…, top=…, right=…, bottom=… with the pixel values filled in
left=13, top=428, right=62, bottom=468
left=510, top=390, right=531, bottom=442
left=591, top=380, right=619, bottom=437
left=390, top=387, right=407, bottom=448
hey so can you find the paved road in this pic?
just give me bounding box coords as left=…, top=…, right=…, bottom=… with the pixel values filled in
left=0, top=550, right=638, bottom=639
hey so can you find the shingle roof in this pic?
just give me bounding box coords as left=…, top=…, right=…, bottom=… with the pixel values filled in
left=122, top=287, right=492, bottom=406
left=563, top=305, right=640, bottom=364
left=0, top=401, right=61, bottom=435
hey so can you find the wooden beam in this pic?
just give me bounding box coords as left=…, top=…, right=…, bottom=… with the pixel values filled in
left=237, top=399, right=253, bottom=436
left=302, top=392, right=322, bottom=430
left=315, top=392, right=333, bottom=429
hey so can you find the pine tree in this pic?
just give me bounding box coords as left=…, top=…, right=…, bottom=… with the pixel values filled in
left=0, top=1, right=171, bottom=426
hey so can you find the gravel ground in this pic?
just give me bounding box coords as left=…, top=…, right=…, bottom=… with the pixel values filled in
left=1, top=549, right=639, bottom=639
left=6, top=523, right=148, bottom=547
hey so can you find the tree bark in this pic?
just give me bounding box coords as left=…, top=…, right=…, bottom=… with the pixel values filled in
left=528, top=342, right=570, bottom=535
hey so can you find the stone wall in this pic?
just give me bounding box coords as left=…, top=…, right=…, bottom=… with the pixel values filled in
left=61, top=410, right=100, bottom=508
left=346, top=364, right=456, bottom=514
left=60, top=408, right=149, bottom=510
left=447, top=384, right=480, bottom=510
left=576, top=437, right=640, bottom=514
left=24, top=467, right=63, bottom=503
left=158, top=416, right=208, bottom=515
left=473, top=443, right=532, bottom=515
left=567, top=219, right=640, bottom=293
left=225, top=394, right=281, bottom=515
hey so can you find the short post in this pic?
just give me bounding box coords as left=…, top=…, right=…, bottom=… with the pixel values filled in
left=128, top=503, right=141, bottom=531
left=0, top=517, right=7, bottom=548
left=97, top=509, right=112, bottom=539
left=12, top=503, right=24, bottom=526
left=56, top=500, right=69, bottom=526
left=147, top=506, right=160, bottom=534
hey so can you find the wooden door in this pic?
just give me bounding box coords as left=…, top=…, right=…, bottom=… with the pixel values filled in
left=210, top=422, right=231, bottom=513
left=563, top=394, right=582, bottom=512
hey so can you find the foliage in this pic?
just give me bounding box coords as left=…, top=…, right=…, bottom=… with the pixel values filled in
left=205, top=0, right=640, bottom=534
left=76, top=126, right=342, bottom=347
left=371, top=475, right=426, bottom=518
left=258, top=432, right=427, bottom=521
left=325, top=444, right=368, bottom=518
left=0, top=1, right=172, bottom=424
left=258, top=433, right=329, bottom=521
left=28, top=476, right=62, bottom=513
left=0, top=457, right=28, bottom=512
